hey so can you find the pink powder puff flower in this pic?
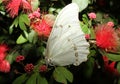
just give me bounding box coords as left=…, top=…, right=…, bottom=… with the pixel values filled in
left=0, top=44, right=8, bottom=53
left=95, top=24, right=119, bottom=51
left=103, top=56, right=119, bottom=76
left=0, top=60, right=10, bottom=73
left=4, top=0, right=31, bottom=18
left=31, top=19, right=52, bottom=37
left=0, top=44, right=8, bottom=62
left=5, top=0, right=21, bottom=18
left=0, top=53, right=6, bottom=63
left=107, top=21, right=114, bottom=27
left=88, top=12, right=96, bottom=19
left=29, top=9, right=52, bottom=37
left=22, top=0, right=32, bottom=10
left=28, top=8, right=40, bottom=20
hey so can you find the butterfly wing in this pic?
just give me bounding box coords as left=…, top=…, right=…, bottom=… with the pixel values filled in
left=45, top=3, right=90, bottom=66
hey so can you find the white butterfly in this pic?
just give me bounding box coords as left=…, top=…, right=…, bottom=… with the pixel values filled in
left=45, top=3, right=90, bottom=66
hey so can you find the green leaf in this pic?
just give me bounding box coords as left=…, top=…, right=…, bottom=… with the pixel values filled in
left=88, top=50, right=96, bottom=58
left=118, top=78, right=120, bottom=84
left=28, top=30, right=38, bottom=44
left=37, top=73, right=48, bottom=84
left=19, top=19, right=27, bottom=31
left=53, top=67, right=67, bottom=84
left=106, top=53, right=120, bottom=61
left=53, top=67, right=73, bottom=84
left=99, top=50, right=120, bottom=61
left=37, top=46, right=45, bottom=54
left=23, top=30, right=29, bottom=38
left=26, top=73, right=38, bottom=84
left=90, top=27, right=95, bottom=39
left=49, top=7, right=56, bottom=14
left=18, top=14, right=30, bottom=31
left=9, top=17, right=19, bottom=34
left=59, top=67, right=73, bottom=83
left=0, top=0, right=2, bottom=4
left=72, top=0, right=89, bottom=12
left=80, top=22, right=90, bottom=34
left=31, top=0, right=40, bottom=11
left=82, top=14, right=89, bottom=25
left=6, top=51, right=19, bottom=64
left=14, top=17, right=19, bottom=27
left=20, top=14, right=30, bottom=26
left=13, top=74, right=28, bottom=84
left=16, top=34, right=28, bottom=44
left=9, top=25, right=14, bottom=34
left=117, top=62, right=120, bottom=73
left=83, top=57, right=95, bottom=78
left=21, top=43, right=34, bottom=56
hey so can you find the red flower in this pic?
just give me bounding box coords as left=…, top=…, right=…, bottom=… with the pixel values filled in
left=0, top=53, right=6, bottom=63
left=24, top=63, right=34, bottom=73
left=29, top=9, right=53, bottom=37
left=5, top=0, right=21, bottom=18
left=16, top=55, right=25, bottom=62
left=0, top=44, right=9, bottom=53
left=0, top=60, right=10, bottom=73
left=4, top=0, right=31, bottom=18
left=22, top=0, right=32, bottom=10
left=95, top=24, right=119, bottom=51
left=103, top=56, right=119, bottom=76
left=39, top=65, right=47, bottom=72
left=31, top=19, right=51, bottom=37
left=0, top=44, right=8, bottom=62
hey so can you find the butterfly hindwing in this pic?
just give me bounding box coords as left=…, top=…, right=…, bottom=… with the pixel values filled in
left=45, top=3, right=89, bottom=66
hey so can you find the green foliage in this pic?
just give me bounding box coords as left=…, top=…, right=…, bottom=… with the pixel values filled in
left=106, top=52, right=120, bottom=61
left=0, top=0, right=2, bottom=4
left=83, top=57, right=95, bottom=78
left=13, top=72, right=48, bottom=84
left=18, top=14, right=30, bottom=31
left=28, top=30, right=38, bottom=44
left=53, top=67, right=73, bottom=84
left=117, top=62, right=120, bottom=73
left=26, top=73, right=38, bottom=84
left=13, top=74, right=28, bottom=84
left=100, top=50, right=120, bottom=61
left=9, top=17, right=19, bottom=34
left=16, top=34, right=28, bottom=44
left=36, top=73, right=48, bottom=84
left=9, top=14, right=30, bottom=34
left=80, top=14, right=90, bottom=34
left=6, top=51, right=19, bottom=64
left=31, top=0, right=40, bottom=11
left=95, top=12, right=117, bottom=24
